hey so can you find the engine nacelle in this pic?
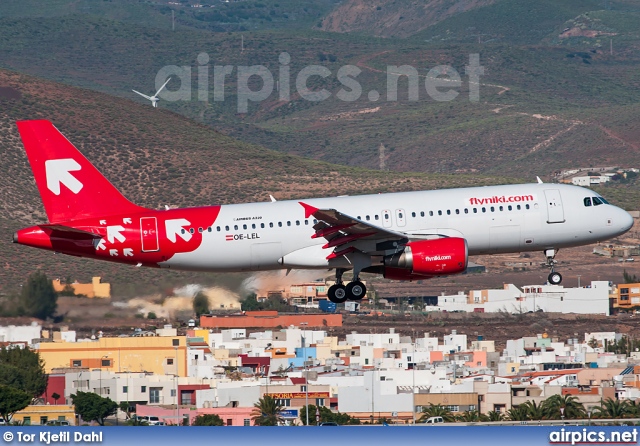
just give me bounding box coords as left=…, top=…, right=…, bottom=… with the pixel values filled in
left=384, top=237, right=468, bottom=277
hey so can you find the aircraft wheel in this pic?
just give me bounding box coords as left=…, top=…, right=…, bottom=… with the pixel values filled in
left=328, top=284, right=348, bottom=303
left=346, top=281, right=367, bottom=301
left=548, top=272, right=562, bottom=285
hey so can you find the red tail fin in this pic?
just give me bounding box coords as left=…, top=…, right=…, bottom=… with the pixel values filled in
left=17, top=120, right=146, bottom=223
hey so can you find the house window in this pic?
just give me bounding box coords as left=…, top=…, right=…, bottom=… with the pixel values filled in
left=316, top=398, right=325, bottom=406
left=275, top=399, right=291, bottom=407
left=172, top=339, right=179, bottom=346
left=365, top=358, right=369, bottom=365
left=227, top=419, right=233, bottom=426
left=123, top=386, right=128, bottom=393
left=23, top=417, right=31, bottom=425
left=72, top=360, right=82, bottom=367
left=167, top=358, right=174, bottom=365
left=40, top=416, right=48, bottom=425
left=301, top=386, right=307, bottom=392
left=101, top=359, right=111, bottom=367
left=150, top=388, right=160, bottom=404
left=171, top=389, right=176, bottom=397
left=244, top=419, right=251, bottom=426
left=141, top=386, right=147, bottom=393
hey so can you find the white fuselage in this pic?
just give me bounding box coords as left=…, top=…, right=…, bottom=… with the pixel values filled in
left=161, top=183, right=633, bottom=272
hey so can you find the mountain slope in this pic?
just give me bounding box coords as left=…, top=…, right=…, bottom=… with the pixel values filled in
left=321, top=0, right=496, bottom=37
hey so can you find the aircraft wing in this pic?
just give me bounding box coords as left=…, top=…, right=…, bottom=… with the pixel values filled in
left=299, top=202, right=408, bottom=260
left=132, top=90, right=153, bottom=100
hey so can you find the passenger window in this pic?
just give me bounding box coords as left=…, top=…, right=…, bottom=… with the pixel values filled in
left=490, top=207, right=495, bottom=212
left=482, top=207, right=486, bottom=213
left=438, top=210, right=442, bottom=216
left=207, top=227, right=212, bottom=232
left=181, top=229, right=186, bottom=234
left=499, top=206, right=503, bottom=211
left=366, top=215, right=370, bottom=221
left=190, top=228, right=195, bottom=234
left=313, top=219, right=318, bottom=224
left=464, top=209, right=468, bottom=214
left=269, top=223, right=274, bottom=228
left=198, top=227, right=203, bottom=233
left=296, top=221, right=300, bottom=226
left=508, top=205, right=512, bottom=211
left=287, top=221, right=291, bottom=226
left=384, top=213, right=390, bottom=220
left=243, top=224, right=247, bottom=230
left=305, top=220, right=309, bottom=225
left=399, top=212, right=404, bottom=218
left=375, top=215, right=379, bottom=220
left=447, top=210, right=451, bottom=215
left=261, top=223, right=265, bottom=229
left=234, top=225, right=238, bottom=230
left=278, top=222, right=283, bottom=227
left=517, top=205, right=521, bottom=210
left=420, top=211, right=425, bottom=217
left=412, top=212, right=416, bottom=218
left=473, top=208, right=477, bottom=214
left=252, top=224, right=256, bottom=229
left=225, top=225, right=230, bottom=231
left=217, top=226, right=221, bottom=232
left=429, top=211, right=434, bottom=217
left=357, top=216, right=361, bottom=220
left=592, top=197, right=603, bottom=206
left=455, top=209, right=460, bottom=215
left=525, top=204, right=530, bottom=210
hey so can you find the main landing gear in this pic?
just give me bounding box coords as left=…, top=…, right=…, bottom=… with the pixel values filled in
left=544, top=248, right=563, bottom=285
left=328, top=268, right=367, bottom=304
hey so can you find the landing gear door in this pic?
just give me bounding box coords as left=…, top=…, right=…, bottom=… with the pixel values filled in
left=544, top=189, right=565, bottom=224
left=382, top=210, right=392, bottom=228
left=140, top=217, right=160, bottom=252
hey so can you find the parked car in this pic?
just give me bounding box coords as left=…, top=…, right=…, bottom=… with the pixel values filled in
left=46, top=420, right=70, bottom=426
left=424, top=416, right=444, bottom=424
left=319, top=422, right=339, bottom=426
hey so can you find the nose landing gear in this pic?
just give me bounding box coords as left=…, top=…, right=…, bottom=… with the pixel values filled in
left=544, top=249, right=562, bottom=285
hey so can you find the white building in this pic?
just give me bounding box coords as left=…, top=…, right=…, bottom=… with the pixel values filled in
left=0, top=322, right=41, bottom=344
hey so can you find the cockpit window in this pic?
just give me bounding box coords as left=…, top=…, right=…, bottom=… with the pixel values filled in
left=584, top=197, right=592, bottom=207
left=592, top=197, right=604, bottom=206
left=600, top=197, right=609, bottom=204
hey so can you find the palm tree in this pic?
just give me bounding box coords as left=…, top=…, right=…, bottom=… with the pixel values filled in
left=486, top=410, right=504, bottom=422
left=417, top=404, right=455, bottom=423
left=543, top=394, right=587, bottom=420
left=592, top=398, right=635, bottom=419
left=251, top=395, right=284, bottom=426
left=456, top=410, right=483, bottom=422
left=521, top=400, right=545, bottom=420
left=507, top=405, right=529, bottom=421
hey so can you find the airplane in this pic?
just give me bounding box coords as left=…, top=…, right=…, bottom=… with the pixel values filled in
left=13, top=120, right=634, bottom=303
left=132, top=77, right=171, bottom=108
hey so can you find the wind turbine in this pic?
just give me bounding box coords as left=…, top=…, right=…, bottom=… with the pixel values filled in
left=132, top=77, right=171, bottom=108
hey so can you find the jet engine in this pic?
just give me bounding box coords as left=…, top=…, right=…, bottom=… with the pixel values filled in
left=383, top=237, right=468, bottom=279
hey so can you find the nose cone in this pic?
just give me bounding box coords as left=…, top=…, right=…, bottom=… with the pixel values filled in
left=620, top=209, right=634, bottom=233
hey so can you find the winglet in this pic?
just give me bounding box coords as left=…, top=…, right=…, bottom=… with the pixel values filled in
left=299, top=202, right=318, bottom=219
left=269, top=195, right=277, bottom=202
left=536, top=176, right=543, bottom=184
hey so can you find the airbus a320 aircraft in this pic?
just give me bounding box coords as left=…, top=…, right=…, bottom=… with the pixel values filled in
left=14, top=121, right=634, bottom=303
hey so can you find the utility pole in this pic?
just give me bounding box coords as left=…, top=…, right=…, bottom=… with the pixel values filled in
left=172, top=10, right=175, bottom=31
left=303, top=335, right=309, bottom=426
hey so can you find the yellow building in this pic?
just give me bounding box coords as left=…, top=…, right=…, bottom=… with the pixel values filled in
left=611, top=283, right=640, bottom=311
left=52, top=277, right=111, bottom=299
left=37, top=336, right=187, bottom=376
left=12, top=405, right=75, bottom=426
